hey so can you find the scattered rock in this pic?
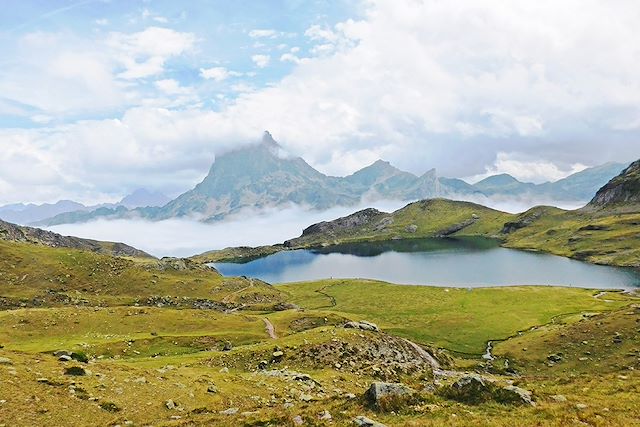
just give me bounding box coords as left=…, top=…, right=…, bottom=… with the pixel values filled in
left=220, top=407, right=239, bottom=415
left=58, top=355, right=72, bottom=362
left=272, top=350, right=284, bottom=362
left=441, top=375, right=491, bottom=405
left=318, top=410, right=332, bottom=420
left=551, top=394, right=567, bottom=403
left=258, top=360, right=269, bottom=370
left=165, top=399, right=178, bottom=410
left=576, top=403, right=588, bottom=410
left=293, top=415, right=304, bottom=425
left=222, top=341, right=233, bottom=351
left=207, top=384, right=218, bottom=394
left=219, top=367, right=229, bottom=373
left=273, top=302, right=300, bottom=311
left=298, top=393, right=314, bottom=402
left=344, top=321, right=380, bottom=332
left=496, top=385, right=536, bottom=406
left=364, top=382, right=416, bottom=410
left=64, top=366, right=86, bottom=376
left=547, top=353, right=563, bottom=363
left=99, top=402, right=121, bottom=413
left=354, top=415, right=387, bottom=426
left=441, top=375, right=535, bottom=406
left=405, top=224, right=418, bottom=233
left=0, top=357, right=13, bottom=365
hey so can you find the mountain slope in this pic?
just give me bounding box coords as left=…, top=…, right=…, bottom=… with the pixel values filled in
left=0, top=219, right=152, bottom=258
left=119, top=188, right=170, bottom=209
left=153, top=132, right=358, bottom=221
left=30, top=132, right=629, bottom=225
left=279, top=198, right=514, bottom=248
left=502, top=160, right=640, bottom=266
left=0, top=200, right=86, bottom=225
left=587, top=159, right=640, bottom=209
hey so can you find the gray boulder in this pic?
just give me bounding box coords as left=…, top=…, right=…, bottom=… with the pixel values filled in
left=354, top=415, right=387, bottom=426
left=344, top=321, right=379, bottom=332
left=364, top=382, right=416, bottom=410
left=495, top=385, right=536, bottom=406
left=442, top=375, right=535, bottom=406
left=442, top=375, right=492, bottom=404
left=405, top=224, right=418, bottom=233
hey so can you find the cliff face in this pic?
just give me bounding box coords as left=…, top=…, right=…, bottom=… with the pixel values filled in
left=587, top=159, right=640, bottom=209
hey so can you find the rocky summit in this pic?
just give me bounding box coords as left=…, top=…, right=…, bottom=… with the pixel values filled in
left=587, top=159, right=640, bottom=210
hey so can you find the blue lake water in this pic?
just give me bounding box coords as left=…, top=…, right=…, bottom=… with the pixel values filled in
left=213, top=238, right=640, bottom=289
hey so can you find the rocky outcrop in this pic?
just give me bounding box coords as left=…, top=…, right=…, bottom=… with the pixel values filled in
left=587, top=159, right=640, bottom=209
left=440, top=375, right=535, bottom=406
left=285, top=208, right=388, bottom=247
left=364, top=382, right=416, bottom=410
left=286, top=332, right=441, bottom=380
left=0, top=219, right=152, bottom=258
left=344, top=321, right=380, bottom=332
left=500, top=208, right=546, bottom=234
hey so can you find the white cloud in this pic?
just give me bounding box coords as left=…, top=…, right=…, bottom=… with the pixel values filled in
left=2, top=0, right=640, bottom=205
left=467, top=152, right=588, bottom=184
left=249, top=29, right=278, bottom=38
left=251, top=54, right=270, bottom=68
left=107, top=27, right=196, bottom=79
left=199, top=66, right=242, bottom=82
left=47, top=200, right=408, bottom=257
left=279, top=53, right=307, bottom=64
left=154, top=79, right=191, bottom=95
left=0, top=32, right=127, bottom=115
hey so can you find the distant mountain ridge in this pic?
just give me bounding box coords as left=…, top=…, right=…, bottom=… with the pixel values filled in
left=0, top=188, right=169, bottom=225
left=22, top=132, right=630, bottom=225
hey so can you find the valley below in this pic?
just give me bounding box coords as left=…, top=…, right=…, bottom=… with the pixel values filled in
left=1, top=159, right=640, bottom=427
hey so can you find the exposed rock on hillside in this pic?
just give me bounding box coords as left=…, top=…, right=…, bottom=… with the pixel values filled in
left=588, top=159, right=640, bottom=209
left=285, top=208, right=388, bottom=247
left=0, top=219, right=152, bottom=258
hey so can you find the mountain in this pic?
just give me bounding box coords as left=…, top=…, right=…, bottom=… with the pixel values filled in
left=0, top=200, right=86, bottom=225
left=152, top=132, right=359, bottom=221
left=0, top=218, right=152, bottom=258
left=119, top=188, right=170, bottom=209
left=473, top=174, right=537, bottom=195
left=470, top=162, right=628, bottom=200
left=587, top=159, right=640, bottom=209
left=31, top=132, right=630, bottom=225
left=541, top=162, right=629, bottom=201
left=18, top=189, right=169, bottom=226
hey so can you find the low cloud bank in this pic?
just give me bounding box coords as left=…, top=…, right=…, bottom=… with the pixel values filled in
left=47, top=200, right=408, bottom=258
left=46, top=196, right=585, bottom=258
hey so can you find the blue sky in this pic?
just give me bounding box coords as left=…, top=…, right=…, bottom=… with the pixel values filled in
left=0, top=0, right=360, bottom=126
left=1, top=0, right=639, bottom=204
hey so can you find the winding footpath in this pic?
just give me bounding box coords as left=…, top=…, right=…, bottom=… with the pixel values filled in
left=263, top=318, right=277, bottom=339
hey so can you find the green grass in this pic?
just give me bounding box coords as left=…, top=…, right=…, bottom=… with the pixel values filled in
left=0, top=240, right=285, bottom=307
left=276, top=279, right=630, bottom=354
left=504, top=209, right=640, bottom=267
left=2, top=234, right=640, bottom=426
left=290, top=199, right=515, bottom=248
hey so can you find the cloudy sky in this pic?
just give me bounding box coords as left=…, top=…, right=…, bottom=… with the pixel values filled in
left=1, top=0, right=640, bottom=205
